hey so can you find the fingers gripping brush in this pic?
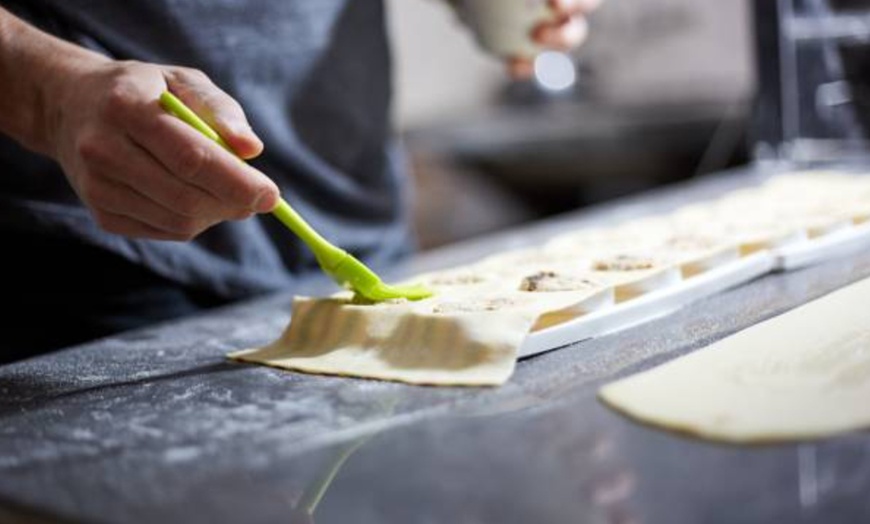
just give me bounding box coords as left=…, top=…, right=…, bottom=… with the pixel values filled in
left=160, top=91, right=433, bottom=302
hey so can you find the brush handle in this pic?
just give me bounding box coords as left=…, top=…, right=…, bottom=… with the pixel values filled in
left=159, top=91, right=345, bottom=266
left=271, top=200, right=345, bottom=267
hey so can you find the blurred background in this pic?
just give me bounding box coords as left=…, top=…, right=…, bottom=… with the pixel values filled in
left=386, top=0, right=755, bottom=249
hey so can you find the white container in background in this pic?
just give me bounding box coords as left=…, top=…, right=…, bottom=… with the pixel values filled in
left=456, top=0, right=553, bottom=57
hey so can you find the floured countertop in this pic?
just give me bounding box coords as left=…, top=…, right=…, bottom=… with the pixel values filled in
left=1, top=167, right=870, bottom=523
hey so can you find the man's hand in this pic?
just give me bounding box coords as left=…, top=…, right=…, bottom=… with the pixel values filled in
left=507, top=0, right=603, bottom=78
left=0, top=7, right=279, bottom=241
left=50, top=61, right=279, bottom=240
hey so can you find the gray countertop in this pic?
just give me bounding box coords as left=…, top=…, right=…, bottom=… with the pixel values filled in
left=2, top=167, right=869, bottom=524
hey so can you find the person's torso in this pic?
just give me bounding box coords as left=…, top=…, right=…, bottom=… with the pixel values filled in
left=0, top=0, right=410, bottom=298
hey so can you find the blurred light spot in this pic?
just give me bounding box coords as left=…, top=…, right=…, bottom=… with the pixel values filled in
left=534, top=51, right=577, bottom=92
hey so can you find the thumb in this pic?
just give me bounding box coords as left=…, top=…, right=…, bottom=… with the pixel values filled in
left=164, top=67, right=264, bottom=160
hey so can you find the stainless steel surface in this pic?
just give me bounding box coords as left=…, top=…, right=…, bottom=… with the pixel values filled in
left=1, top=166, right=869, bottom=523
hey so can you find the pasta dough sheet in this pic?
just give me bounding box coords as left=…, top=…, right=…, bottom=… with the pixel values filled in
left=599, top=275, right=870, bottom=443
left=231, top=282, right=612, bottom=386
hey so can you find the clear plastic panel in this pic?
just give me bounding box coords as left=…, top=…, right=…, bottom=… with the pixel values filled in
left=755, top=0, right=870, bottom=165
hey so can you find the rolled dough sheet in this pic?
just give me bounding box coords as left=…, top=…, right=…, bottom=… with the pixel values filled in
left=599, top=275, right=870, bottom=443
left=230, top=281, right=611, bottom=387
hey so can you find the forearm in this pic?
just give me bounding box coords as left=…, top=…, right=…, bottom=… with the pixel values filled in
left=0, top=6, right=107, bottom=156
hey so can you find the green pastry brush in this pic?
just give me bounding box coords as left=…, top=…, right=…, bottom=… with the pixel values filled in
left=160, top=91, right=433, bottom=302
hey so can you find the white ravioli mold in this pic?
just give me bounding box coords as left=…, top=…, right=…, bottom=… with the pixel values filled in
left=518, top=204, right=870, bottom=359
